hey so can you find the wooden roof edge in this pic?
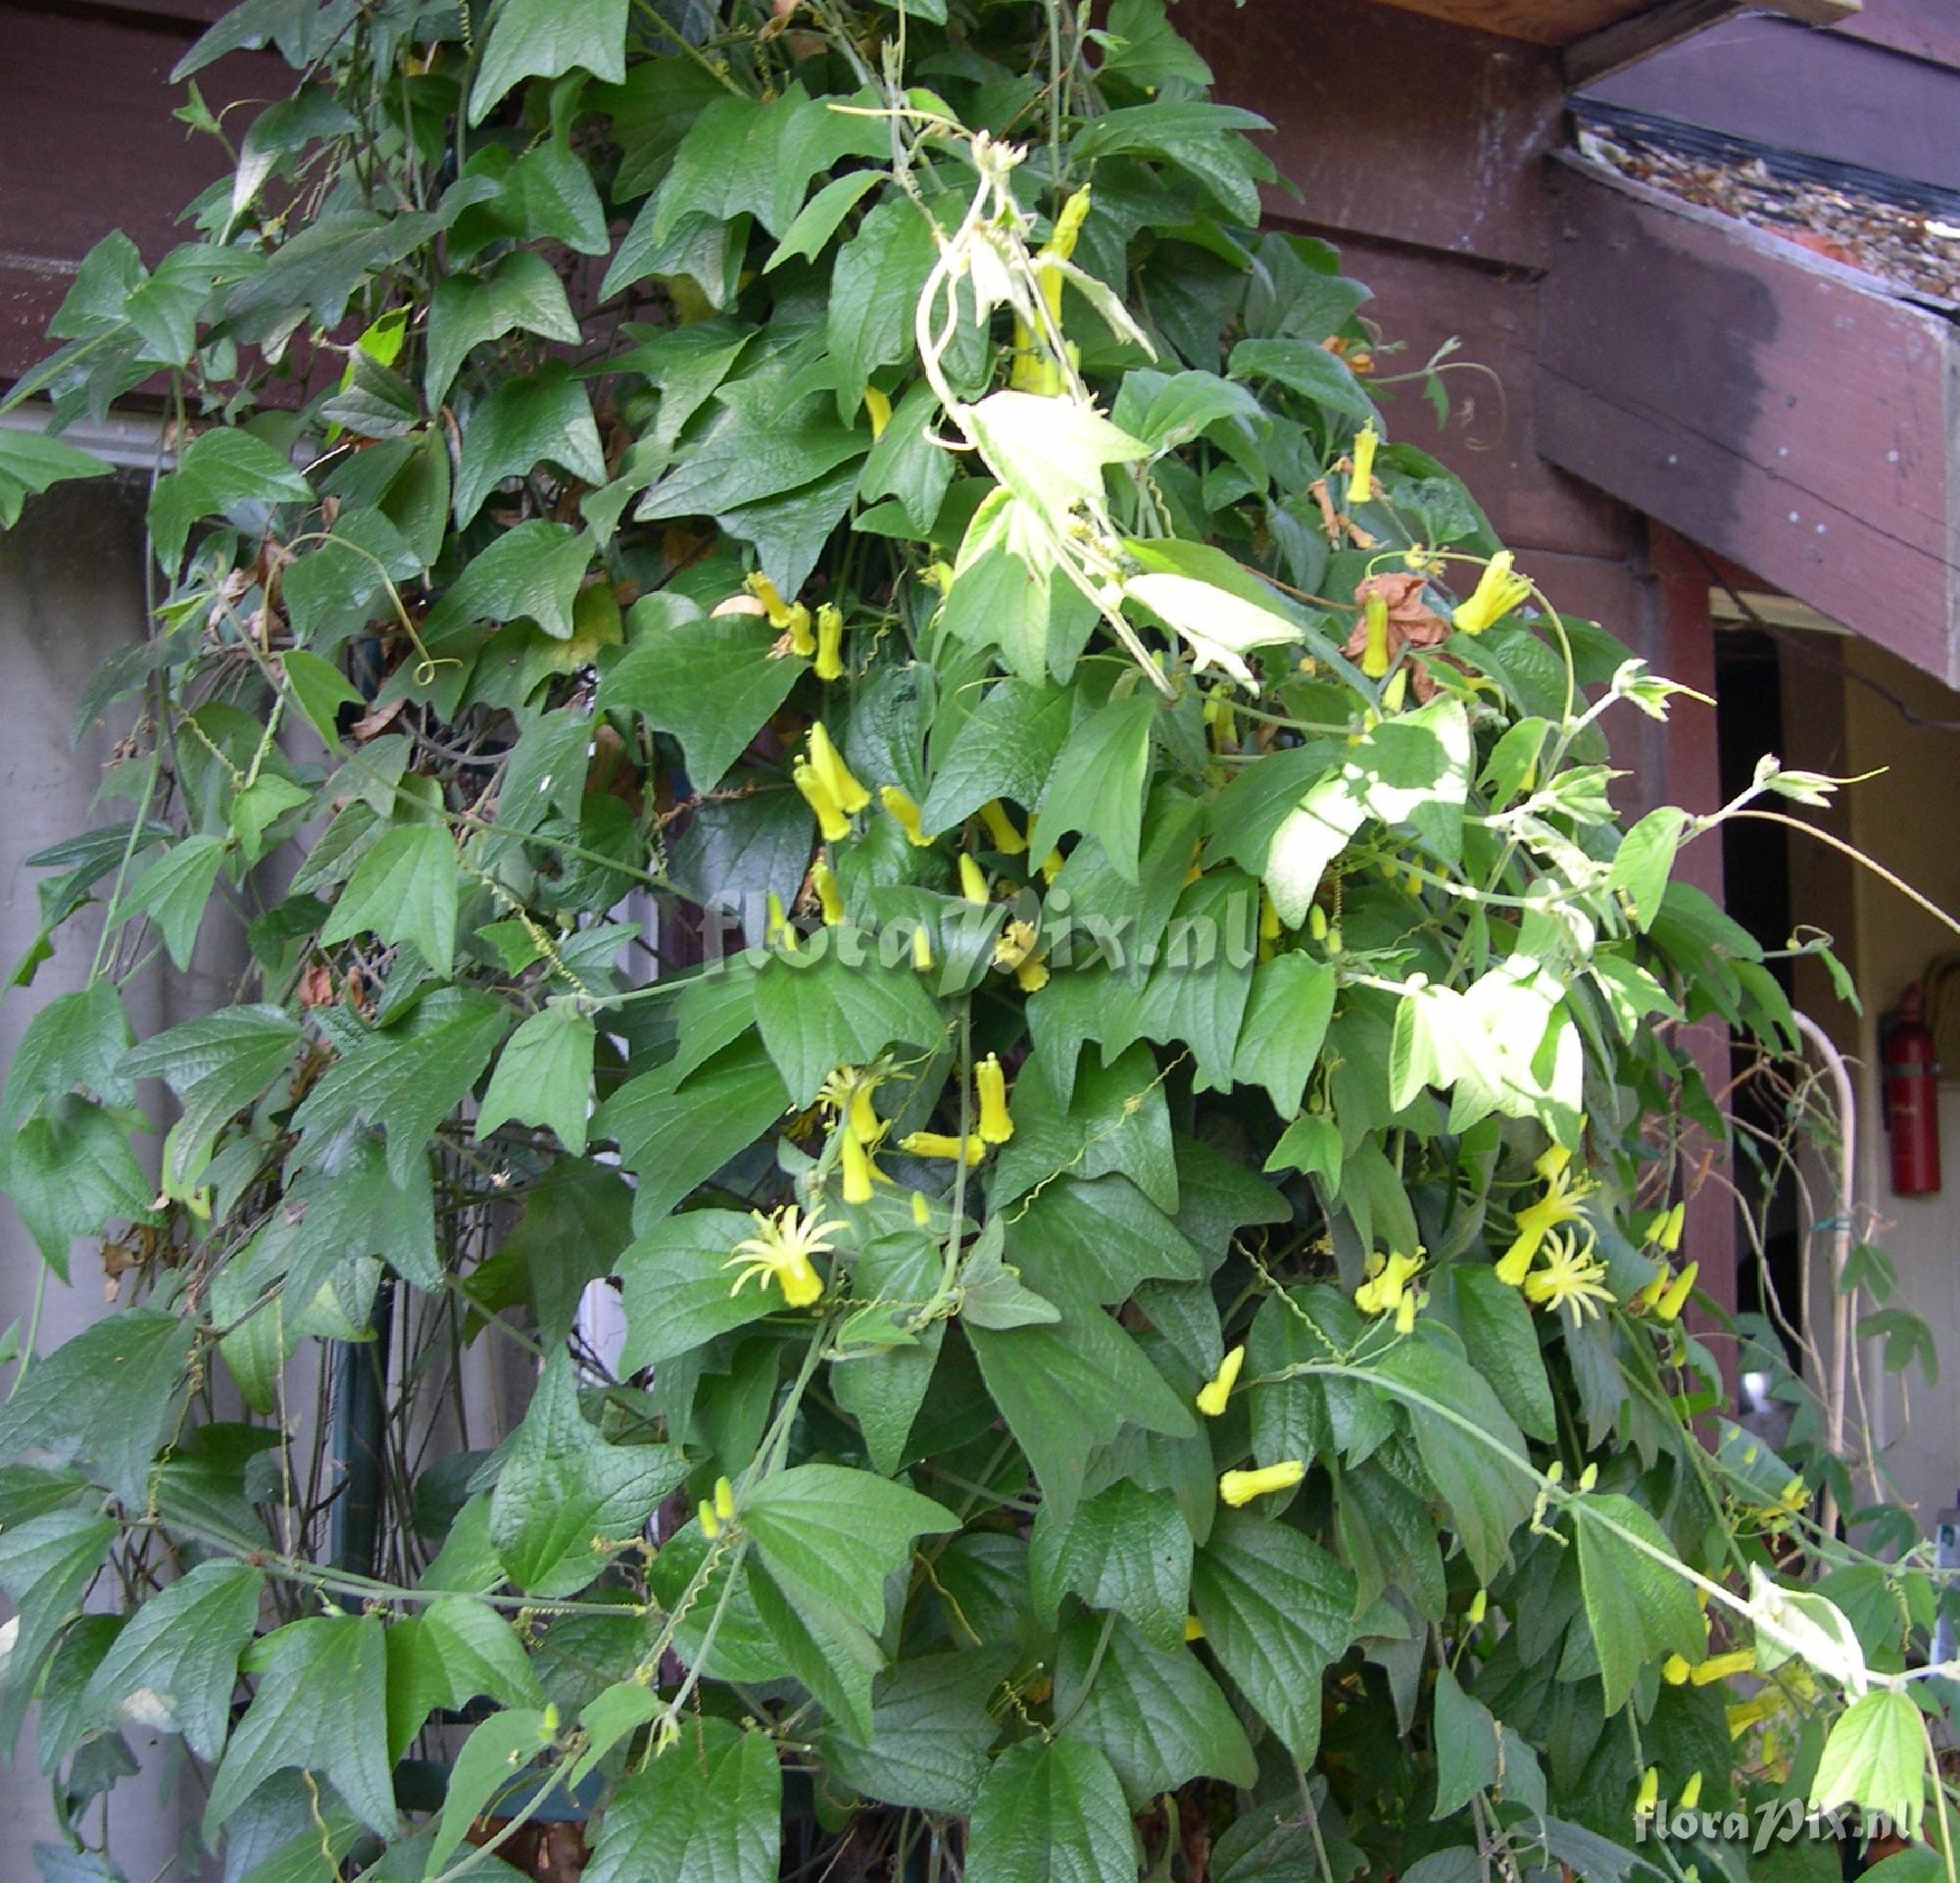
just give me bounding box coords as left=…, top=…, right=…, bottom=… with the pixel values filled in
left=1545, top=148, right=1960, bottom=319
left=1566, top=0, right=1861, bottom=86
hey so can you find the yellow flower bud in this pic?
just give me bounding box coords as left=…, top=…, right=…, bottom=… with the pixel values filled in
left=979, top=800, right=1028, bottom=855
left=1450, top=550, right=1532, bottom=636
left=958, top=854, right=989, bottom=906
left=814, top=602, right=846, bottom=681
left=793, top=759, right=852, bottom=843
left=881, top=784, right=932, bottom=848
left=1183, top=1614, right=1204, bottom=1642
left=1656, top=1260, right=1698, bottom=1324
left=842, top=1130, right=874, bottom=1206
left=975, top=1052, right=1013, bottom=1145
left=1219, top=1460, right=1306, bottom=1508
left=810, top=857, right=845, bottom=926
left=1466, top=1589, right=1488, bottom=1626
left=1308, top=905, right=1329, bottom=941
left=910, top=923, right=934, bottom=971
left=899, top=1130, right=985, bottom=1164
left=1359, top=590, right=1392, bottom=680
left=1039, top=848, right=1063, bottom=885
left=785, top=603, right=815, bottom=659
left=1680, top=1772, right=1703, bottom=1811
left=1578, top=1462, right=1598, bottom=1492
left=713, top=1475, right=735, bottom=1520
left=765, top=890, right=798, bottom=951
left=863, top=383, right=892, bottom=442
left=1635, top=1766, right=1658, bottom=1817
left=699, top=1500, right=721, bottom=1540
left=1196, top=1345, right=1246, bottom=1418
left=1658, top=1200, right=1686, bottom=1253
left=911, top=1190, right=931, bottom=1226
left=1047, top=185, right=1093, bottom=265
left=1662, top=1654, right=1691, bottom=1685
left=1349, top=422, right=1379, bottom=506
left=1395, top=1290, right=1417, bottom=1334
left=1258, top=891, right=1281, bottom=942
left=808, top=721, right=869, bottom=814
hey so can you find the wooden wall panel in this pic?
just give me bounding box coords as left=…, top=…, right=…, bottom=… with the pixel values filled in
left=1537, top=159, right=1960, bottom=686
left=1180, top=0, right=1564, bottom=273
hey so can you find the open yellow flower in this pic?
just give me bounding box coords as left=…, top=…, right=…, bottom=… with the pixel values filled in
left=1494, top=1155, right=1596, bottom=1286
left=1450, top=550, right=1533, bottom=636
left=1220, top=1460, right=1305, bottom=1507
left=1354, top=1249, right=1423, bottom=1320
left=724, top=1204, right=834, bottom=1308
left=1521, top=1228, right=1615, bottom=1324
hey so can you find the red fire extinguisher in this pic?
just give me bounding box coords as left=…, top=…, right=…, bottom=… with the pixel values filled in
left=1885, top=984, right=1941, bottom=1196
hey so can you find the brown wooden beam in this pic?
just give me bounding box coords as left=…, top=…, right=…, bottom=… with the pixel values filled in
left=1536, top=155, right=1960, bottom=688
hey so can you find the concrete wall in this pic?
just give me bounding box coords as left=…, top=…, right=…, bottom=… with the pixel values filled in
left=0, top=478, right=236, bottom=1872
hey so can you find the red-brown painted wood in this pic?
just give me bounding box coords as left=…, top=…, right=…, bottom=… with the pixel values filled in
left=1180, top=0, right=1564, bottom=273
left=1537, top=157, right=1960, bottom=687
left=0, top=6, right=267, bottom=381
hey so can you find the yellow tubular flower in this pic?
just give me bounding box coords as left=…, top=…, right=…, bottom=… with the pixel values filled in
left=842, top=1130, right=874, bottom=1206
left=814, top=603, right=846, bottom=681
left=1521, top=1228, right=1615, bottom=1324
left=849, top=1082, right=881, bottom=1147
left=1349, top=422, right=1379, bottom=506
left=713, top=1476, right=735, bottom=1520
left=975, top=1053, right=1013, bottom=1145
left=911, top=1190, right=931, bottom=1226
left=810, top=858, right=845, bottom=926
left=1680, top=1772, right=1703, bottom=1810
left=699, top=1501, right=721, bottom=1539
left=1395, top=1290, right=1417, bottom=1334
left=1662, top=1654, right=1691, bottom=1686
left=900, top=1130, right=986, bottom=1164
left=1634, top=1269, right=1670, bottom=1313
left=1219, top=1460, right=1306, bottom=1508
left=1259, top=891, right=1282, bottom=942
left=807, top=721, right=869, bottom=814
left=1495, top=1159, right=1597, bottom=1286
left=1658, top=1199, right=1687, bottom=1252
left=1450, top=550, right=1533, bottom=636
left=1039, top=849, right=1063, bottom=885
left=1359, top=590, right=1392, bottom=679
left=958, top=854, right=990, bottom=906
left=881, top=785, right=931, bottom=848
left=863, top=384, right=892, bottom=441
left=911, top=923, right=934, bottom=971
left=724, top=1204, right=834, bottom=1308
left=1196, top=1345, right=1246, bottom=1417
left=785, top=603, right=815, bottom=659
left=979, top=800, right=1028, bottom=855
left=1655, top=1260, right=1699, bottom=1324
left=1727, top=1693, right=1781, bottom=1738
left=1635, top=1767, right=1658, bottom=1817
left=745, top=570, right=791, bottom=626
left=1691, top=1649, right=1756, bottom=1686
left=793, top=759, right=852, bottom=843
